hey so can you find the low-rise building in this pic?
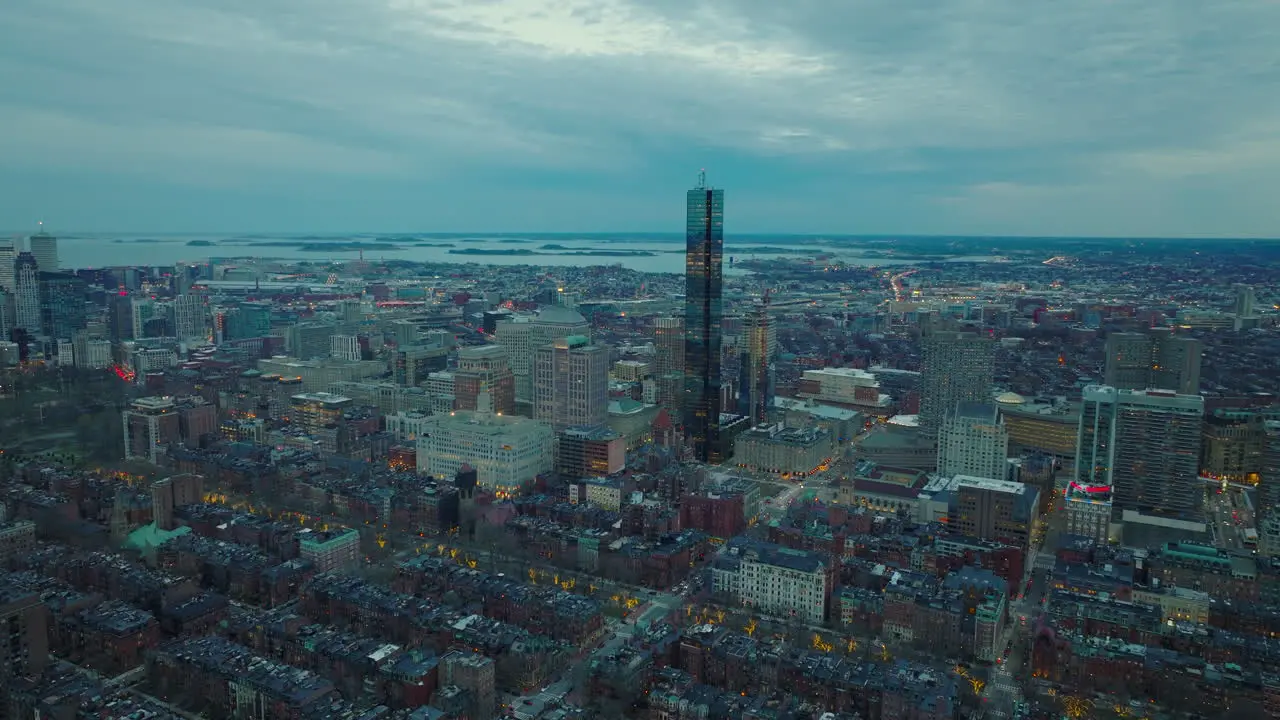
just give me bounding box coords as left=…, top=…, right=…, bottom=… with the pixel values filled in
left=711, top=537, right=832, bottom=624
left=299, top=528, right=361, bottom=574
left=732, top=423, right=833, bottom=478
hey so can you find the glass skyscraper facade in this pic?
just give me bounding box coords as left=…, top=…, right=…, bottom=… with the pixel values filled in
left=684, top=173, right=725, bottom=463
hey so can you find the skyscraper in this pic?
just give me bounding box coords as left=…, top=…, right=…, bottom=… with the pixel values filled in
left=1103, top=329, right=1201, bottom=395
left=1234, top=283, right=1256, bottom=318
left=533, top=335, right=609, bottom=432
left=1257, top=422, right=1280, bottom=557
left=494, top=305, right=590, bottom=407
left=12, top=252, right=41, bottom=334
left=171, top=293, right=207, bottom=342
left=38, top=272, right=87, bottom=340
left=653, top=316, right=685, bottom=377
left=456, top=344, right=517, bottom=415
left=737, top=298, right=776, bottom=425
left=918, top=331, right=995, bottom=436
left=937, top=402, right=1009, bottom=479
left=684, top=171, right=725, bottom=463
left=1076, top=385, right=1203, bottom=520
left=29, top=230, right=58, bottom=271
left=0, top=240, right=15, bottom=291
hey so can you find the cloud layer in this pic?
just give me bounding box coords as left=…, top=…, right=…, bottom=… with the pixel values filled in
left=2, top=0, right=1278, bottom=235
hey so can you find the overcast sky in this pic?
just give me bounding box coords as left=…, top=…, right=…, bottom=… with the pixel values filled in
left=2, top=0, right=1279, bottom=237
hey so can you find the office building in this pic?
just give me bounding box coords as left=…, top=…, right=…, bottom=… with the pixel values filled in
left=737, top=299, right=776, bottom=425
left=290, top=392, right=353, bottom=435
left=918, top=331, right=995, bottom=435
left=392, top=333, right=452, bottom=387
left=12, top=252, right=41, bottom=334
left=557, top=425, right=626, bottom=480
left=533, top=335, right=610, bottom=432
left=330, top=334, right=362, bottom=362
left=937, top=402, right=1009, bottom=479
left=131, top=297, right=158, bottom=339
left=106, top=292, right=133, bottom=341
left=77, top=339, right=113, bottom=369
left=712, top=537, right=832, bottom=624
left=1201, top=409, right=1267, bottom=484
left=1234, top=283, right=1256, bottom=318
left=684, top=171, right=725, bottom=462
left=1258, top=422, right=1280, bottom=558
left=152, top=473, right=205, bottom=531
left=494, top=305, right=590, bottom=404
left=949, top=475, right=1038, bottom=549
left=796, top=367, right=891, bottom=414
left=1103, top=329, right=1202, bottom=395
left=0, top=240, right=15, bottom=290
left=300, top=528, right=361, bottom=573
left=29, top=230, right=58, bottom=271
left=172, top=293, right=207, bottom=342
left=0, top=518, right=36, bottom=568
left=224, top=301, right=272, bottom=341
left=415, top=411, right=554, bottom=495
left=0, top=289, right=14, bottom=341
left=653, top=316, right=684, bottom=377
left=455, top=344, right=516, bottom=415
left=1077, top=385, right=1203, bottom=520
left=733, top=422, right=832, bottom=478
left=290, top=321, right=338, bottom=360
left=0, top=587, right=49, bottom=682
left=38, top=271, right=87, bottom=340
left=122, top=396, right=182, bottom=463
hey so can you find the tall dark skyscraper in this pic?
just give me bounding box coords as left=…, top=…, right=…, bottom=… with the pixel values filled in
left=684, top=171, right=725, bottom=463
left=39, top=271, right=88, bottom=340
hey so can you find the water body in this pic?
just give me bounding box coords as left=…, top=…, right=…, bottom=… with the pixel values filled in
left=49, top=233, right=1000, bottom=275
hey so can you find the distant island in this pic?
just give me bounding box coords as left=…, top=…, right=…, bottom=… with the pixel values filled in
left=449, top=248, right=539, bottom=256
left=186, top=240, right=216, bottom=246
left=414, top=242, right=457, bottom=248
left=555, top=250, right=657, bottom=257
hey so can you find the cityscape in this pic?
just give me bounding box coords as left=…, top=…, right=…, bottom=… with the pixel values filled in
left=1, top=175, right=1279, bottom=720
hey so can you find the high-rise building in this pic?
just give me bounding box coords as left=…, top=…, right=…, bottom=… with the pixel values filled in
left=737, top=299, right=776, bottom=425
left=1103, top=329, right=1201, bottom=395
left=290, top=392, right=354, bottom=435
left=12, top=252, right=41, bottom=334
left=131, top=297, right=157, bottom=339
left=1257, top=422, right=1280, bottom=557
left=653, top=316, right=685, bottom=377
left=122, top=396, right=182, bottom=463
left=225, top=301, right=272, bottom=340
left=172, top=293, right=207, bottom=342
left=392, top=336, right=452, bottom=387
left=151, top=473, right=204, bottom=531
left=455, top=344, right=516, bottom=415
left=684, top=171, right=725, bottom=463
left=949, top=475, right=1038, bottom=548
left=0, top=240, right=15, bottom=291
left=0, top=587, right=49, bottom=683
left=533, top=335, right=610, bottom=432
left=107, top=292, right=134, bottom=341
left=414, top=411, right=555, bottom=495
left=494, top=306, right=590, bottom=405
left=1076, top=385, right=1203, bottom=520
left=37, top=271, right=87, bottom=340
left=331, top=334, right=362, bottom=362
left=918, top=331, right=995, bottom=435
left=0, top=289, right=14, bottom=341
left=937, top=402, right=1009, bottom=479
left=28, top=230, right=58, bottom=271
left=1201, top=409, right=1266, bottom=485
left=1234, top=283, right=1256, bottom=318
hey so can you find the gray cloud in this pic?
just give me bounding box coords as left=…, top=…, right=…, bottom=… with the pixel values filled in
left=1, top=0, right=1278, bottom=234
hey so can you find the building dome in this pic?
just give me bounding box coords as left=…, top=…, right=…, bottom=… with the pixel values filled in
left=995, top=391, right=1026, bottom=405
left=535, top=305, right=587, bottom=325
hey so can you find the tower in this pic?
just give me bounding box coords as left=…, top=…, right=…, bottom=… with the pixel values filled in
left=1257, top=422, right=1280, bottom=557
left=684, top=170, right=725, bottom=463
left=737, top=292, right=776, bottom=425
left=0, top=239, right=15, bottom=291
left=1234, top=283, right=1256, bottom=319
left=1103, top=329, right=1201, bottom=395
left=533, top=335, right=609, bottom=432
left=29, top=229, right=58, bottom=272
left=1076, top=385, right=1203, bottom=521
left=38, top=272, right=87, bottom=340
left=12, top=252, right=41, bottom=334
left=937, top=402, right=1009, bottom=479
left=918, top=331, right=995, bottom=437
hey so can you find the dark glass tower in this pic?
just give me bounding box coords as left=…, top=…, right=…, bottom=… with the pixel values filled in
left=684, top=171, right=725, bottom=463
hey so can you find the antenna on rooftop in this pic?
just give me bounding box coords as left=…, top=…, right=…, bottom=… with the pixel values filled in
left=696, top=169, right=707, bottom=189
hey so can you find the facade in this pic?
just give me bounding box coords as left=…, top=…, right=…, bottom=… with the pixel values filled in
left=1200, top=409, right=1266, bottom=484
left=494, top=306, right=590, bottom=404
left=38, top=271, right=87, bottom=339
left=713, top=538, right=831, bottom=624
left=78, top=339, right=113, bottom=369
left=1103, top=329, right=1202, bottom=395
left=122, top=396, right=182, bottom=463
left=533, top=335, right=609, bottom=432
left=795, top=367, right=891, bottom=413
left=455, top=344, right=517, bottom=415
left=415, top=411, right=555, bottom=495
left=918, top=331, right=995, bottom=435
left=12, top=252, right=41, bottom=333
left=299, top=528, right=361, bottom=573
left=937, top=402, right=1008, bottom=479
left=172, top=293, right=207, bottom=342
left=1077, top=385, right=1204, bottom=520
left=949, top=475, right=1038, bottom=549
left=684, top=172, right=725, bottom=463
left=1064, top=488, right=1113, bottom=544
left=330, top=334, right=362, bottom=361
left=29, top=230, right=58, bottom=271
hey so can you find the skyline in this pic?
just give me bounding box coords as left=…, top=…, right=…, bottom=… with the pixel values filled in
left=3, top=0, right=1280, bottom=237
